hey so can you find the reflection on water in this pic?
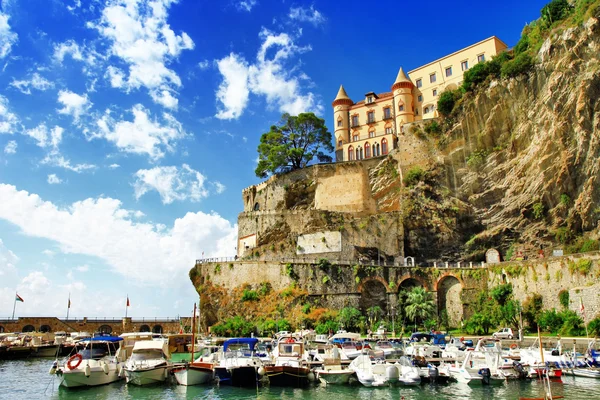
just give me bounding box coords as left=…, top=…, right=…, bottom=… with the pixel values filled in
left=2, top=359, right=600, bottom=400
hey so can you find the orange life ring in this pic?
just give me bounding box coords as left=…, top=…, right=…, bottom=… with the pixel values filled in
left=510, top=344, right=518, bottom=350
left=67, top=353, right=83, bottom=370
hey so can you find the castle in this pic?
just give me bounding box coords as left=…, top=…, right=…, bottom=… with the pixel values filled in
left=333, top=36, right=508, bottom=162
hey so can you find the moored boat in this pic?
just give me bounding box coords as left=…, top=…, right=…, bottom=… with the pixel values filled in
left=264, top=337, right=312, bottom=387
left=213, top=337, right=263, bottom=387
left=123, top=340, right=170, bottom=385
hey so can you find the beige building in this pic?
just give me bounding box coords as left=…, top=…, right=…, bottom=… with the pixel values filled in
left=333, top=36, right=508, bottom=162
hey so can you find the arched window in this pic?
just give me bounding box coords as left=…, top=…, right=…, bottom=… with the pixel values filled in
left=253, top=202, right=260, bottom=211
left=337, top=138, right=343, bottom=147
left=40, top=325, right=51, bottom=333
left=356, top=147, right=363, bottom=160
left=22, top=325, right=35, bottom=332
left=375, top=142, right=381, bottom=156
left=368, top=127, right=375, bottom=138
left=98, top=325, right=112, bottom=334
left=152, top=325, right=163, bottom=334
left=348, top=146, right=354, bottom=161
left=0, top=326, right=4, bottom=333
left=382, top=138, right=388, bottom=155
left=139, top=325, right=150, bottom=332
left=365, top=142, right=371, bottom=158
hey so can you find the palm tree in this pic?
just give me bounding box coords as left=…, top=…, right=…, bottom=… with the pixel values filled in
left=404, top=287, right=435, bottom=331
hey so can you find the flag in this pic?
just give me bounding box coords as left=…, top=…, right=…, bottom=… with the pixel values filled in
left=580, top=298, right=586, bottom=317
left=126, top=296, right=130, bottom=307
left=68, top=298, right=71, bottom=309
left=15, top=294, right=24, bottom=302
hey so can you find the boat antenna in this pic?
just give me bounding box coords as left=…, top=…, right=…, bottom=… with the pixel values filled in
left=191, top=303, right=196, bottom=363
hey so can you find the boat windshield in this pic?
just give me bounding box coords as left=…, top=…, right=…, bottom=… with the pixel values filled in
left=130, top=349, right=165, bottom=361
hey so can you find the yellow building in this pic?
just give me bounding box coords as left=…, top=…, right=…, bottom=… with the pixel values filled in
left=333, top=36, right=508, bottom=162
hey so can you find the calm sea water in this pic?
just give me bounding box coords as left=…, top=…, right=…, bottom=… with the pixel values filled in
left=3, top=359, right=600, bottom=400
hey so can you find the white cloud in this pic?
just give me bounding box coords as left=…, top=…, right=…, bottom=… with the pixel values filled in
left=215, top=53, right=250, bottom=120
left=0, top=95, right=19, bottom=134
left=236, top=0, right=257, bottom=12
left=0, top=12, right=18, bottom=59
left=213, top=181, right=226, bottom=194
left=21, top=271, right=50, bottom=293
left=41, top=153, right=96, bottom=173
left=75, top=264, right=89, bottom=272
left=10, top=73, right=54, bottom=94
left=288, top=5, right=326, bottom=27
left=133, top=164, right=209, bottom=204
left=92, top=0, right=194, bottom=108
left=47, top=174, right=62, bottom=184
left=42, top=249, right=55, bottom=257
left=215, top=28, right=321, bottom=119
left=0, top=184, right=237, bottom=284
left=23, top=124, right=63, bottom=150
left=57, top=90, right=91, bottom=122
left=94, top=104, right=186, bottom=160
left=106, top=65, right=125, bottom=88
left=150, top=88, right=178, bottom=110
left=108, top=163, right=120, bottom=169
left=197, top=60, right=210, bottom=70
left=4, top=140, right=16, bottom=154
left=53, top=40, right=94, bottom=65
left=0, top=238, right=18, bottom=277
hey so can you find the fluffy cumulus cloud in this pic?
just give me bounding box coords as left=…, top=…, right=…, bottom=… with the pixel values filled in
left=0, top=184, right=237, bottom=284
left=0, top=12, right=18, bottom=59
left=23, top=124, right=63, bottom=150
left=4, top=140, right=16, bottom=154
left=236, top=0, right=257, bottom=12
left=133, top=164, right=209, bottom=204
left=0, top=95, right=19, bottom=134
left=94, top=104, right=186, bottom=160
left=0, top=238, right=18, bottom=277
left=58, top=90, right=91, bottom=122
left=53, top=39, right=96, bottom=65
left=215, top=28, right=321, bottom=119
left=10, top=73, right=54, bottom=94
left=288, top=5, right=326, bottom=27
left=92, top=0, right=194, bottom=109
left=47, top=174, right=62, bottom=184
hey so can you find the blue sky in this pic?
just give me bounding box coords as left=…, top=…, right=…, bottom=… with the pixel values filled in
left=0, top=0, right=549, bottom=319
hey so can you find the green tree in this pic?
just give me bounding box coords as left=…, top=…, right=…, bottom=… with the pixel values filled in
left=522, top=293, right=543, bottom=331
left=338, top=306, right=363, bottom=332
left=255, top=112, right=334, bottom=178
left=405, top=287, right=435, bottom=329
left=437, top=89, right=461, bottom=116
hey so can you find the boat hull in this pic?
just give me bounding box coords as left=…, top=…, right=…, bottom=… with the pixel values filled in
left=32, top=345, right=60, bottom=358
left=316, top=370, right=354, bottom=385
left=59, top=368, right=122, bottom=388
left=124, top=365, right=168, bottom=386
left=215, top=365, right=260, bottom=387
left=265, top=365, right=310, bottom=387
left=0, top=346, right=34, bottom=360
left=173, top=363, right=214, bottom=386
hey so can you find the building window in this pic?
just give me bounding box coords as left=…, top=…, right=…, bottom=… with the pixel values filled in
left=398, top=104, right=404, bottom=112
left=430, top=73, right=436, bottom=83
left=385, top=126, right=393, bottom=134
left=348, top=146, right=354, bottom=161
left=433, top=89, right=437, bottom=96
left=351, top=115, right=359, bottom=127
left=416, top=79, right=422, bottom=88
left=461, top=60, right=469, bottom=71
left=357, top=147, right=363, bottom=160
left=383, top=107, right=391, bottom=119
left=418, top=95, right=422, bottom=102
left=477, top=54, right=485, bottom=63
left=337, top=119, right=342, bottom=127
left=353, top=134, right=359, bottom=142
left=382, top=138, right=388, bottom=155
left=366, top=96, right=373, bottom=104
left=368, top=129, right=375, bottom=138
left=367, top=111, right=375, bottom=123
left=424, top=106, right=429, bottom=114
left=374, top=142, right=380, bottom=157
left=445, top=66, right=452, bottom=77
left=415, top=109, right=419, bottom=116
left=338, top=139, right=343, bottom=147
left=365, top=142, right=371, bottom=158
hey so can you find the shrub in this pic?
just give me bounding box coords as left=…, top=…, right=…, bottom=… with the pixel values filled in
left=514, top=32, right=530, bottom=56
left=589, top=317, right=600, bottom=337
left=301, top=303, right=311, bottom=314
left=423, top=120, right=442, bottom=135
left=491, top=283, right=513, bottom=306
left=580, top=239, right=599, bottom=253
left=462, top=62, right=490, bottom=92
left=558, top=289, right=569, bottom=309
left=437, top=89, right=461, bottom=116
left=403, top=166, right=425, bottom=187
left=241, top=289, right=258, bottom=302
left=537, top=309, right=564, bottom=333
left=568, top=259, right=592, bottom=276
left=555, top=226, right=574, bottom=244
left=560, top=193, right=571, bottom=206
left=258, top=282, right=271, bottom=297
left=466, top=149, right=489, bottom=169
left=522, top=293, right=543, bottom=331
left=559, top=310, right=585, bottom=336
left=532, top=202, right=545, bottom=220
left=214, top=264, right=221, bottom=274
left=317, top=258, right=331, bottom=270
left=501, top=53, right=533, bottom=78
left=541, top=0, right=573, bottom=26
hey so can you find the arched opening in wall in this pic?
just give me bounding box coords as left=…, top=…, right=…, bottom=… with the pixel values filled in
left=98, top=325, right=112, bottom=335
left=139, top=325, right=150, bottom=332
left=22, top=325, right=35, bottom=332
left=40, top=325, right=51, bottom=333
left=373, top=142, right=380, bottom=157
left=359, top=279, right=387, bottom=315
left=364, top=142, right=371, bottom=158
left=348, top=146, right=354, bottom=161
left=397, top=278, right=425, bottom=329
left=338, top=137, right=343, bottom=147
left=356, top=146, right=363, bottom=160
left=245, top=195, right=250, bottom=206
left=437, top=276, right=462, bottom=329
left=382, top=138, right=388, bottom=155
left=444, top=83, right=458, bottom=91
left=0, top=326, right=4, bottom=333
left=253, top=202, right=260, bottom=211
left=152, top=325, right=163, bottom=334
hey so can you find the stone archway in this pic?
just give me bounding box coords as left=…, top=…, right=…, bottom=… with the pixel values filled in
left=152, top=325, right=163, bottom=334
left=98, top=325, right=112, bottom=334
left=436, top=275, right=463, bottom=328
left=40, top=325, right=51, bottom=333
left=0, top=326, right=4, bottom=333
left=139, top=324, right=150, bottom=332
left=397, top=275, right=428, bottom=291
left=358, top=278, right=388, bottom=313
left=22, top=325, right=35, bottom=332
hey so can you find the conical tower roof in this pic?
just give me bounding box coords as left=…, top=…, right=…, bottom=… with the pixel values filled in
left=332, top=84, right=353, bottom=107
left=392, top=67, right=414, bottom=90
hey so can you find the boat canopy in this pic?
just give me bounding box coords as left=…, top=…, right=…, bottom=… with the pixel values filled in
left=223, top=337, right=258, bottom=352
left=79, top=336, right=123, bottom=343
left=329, top=332, right=361, bottom=341
left=132, top=339, right=170, bottom=358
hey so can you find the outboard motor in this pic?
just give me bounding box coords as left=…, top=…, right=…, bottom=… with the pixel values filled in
left=513, top=361, right=527, bottom=380
left=479, top=368, right=491, bottom=385
left=386, top=365, right=399, bottom=382
left=428, top=366, right=439, bottom=383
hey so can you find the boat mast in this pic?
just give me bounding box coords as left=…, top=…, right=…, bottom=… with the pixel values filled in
left=191, top=303, right=196, bottom=363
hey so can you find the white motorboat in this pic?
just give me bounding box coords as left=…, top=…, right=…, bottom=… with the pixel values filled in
left=348, top=354, right=400, bottom=387
left=53, top=336, right=123, bottom=388
left=264, top=337, right=312, bottom=387
left=213, top=338, right=262, bottom=387
left=313, top=344, right=355, bottom=385
left=375, top=340, right=397, bottom=358
left=395, top=356, right=421, bottom=386
left=123, top=340, right=170, bottom=385
left=448, top=339, right=515, bottom=385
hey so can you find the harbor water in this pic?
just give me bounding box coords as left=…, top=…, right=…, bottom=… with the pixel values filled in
left=3, top=359, right=600, bottom=400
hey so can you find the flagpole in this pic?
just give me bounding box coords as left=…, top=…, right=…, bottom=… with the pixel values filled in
left=125, top=294, right=128, bottom=318
left=11, top=292, right=17, bottom=320
left=66, top=293, right=70, bottom=320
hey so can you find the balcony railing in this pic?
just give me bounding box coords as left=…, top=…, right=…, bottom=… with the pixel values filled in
left=367, top=117, right=376, bottom=124
left=382, top=114, right=393, bottom=120
left=350, top=122, right=360, bottom=128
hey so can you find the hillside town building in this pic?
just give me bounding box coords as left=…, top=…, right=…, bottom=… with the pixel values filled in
left=333, top=36, right=508, bottom=162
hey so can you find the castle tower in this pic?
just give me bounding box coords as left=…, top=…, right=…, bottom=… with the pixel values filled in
left=332, top=85, right=353, bottom=162
left=392, top=67, right=414, bottom=128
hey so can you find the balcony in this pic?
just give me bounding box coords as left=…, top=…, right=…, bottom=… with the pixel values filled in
left=382, top=114, right=393, bottom=120
left=366, top=117, right=376, bottom=124
left=350, top=122, right=360, bottom=128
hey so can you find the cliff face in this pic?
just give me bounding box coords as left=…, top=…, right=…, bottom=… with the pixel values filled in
left=401, top=17, right=600, bottom=259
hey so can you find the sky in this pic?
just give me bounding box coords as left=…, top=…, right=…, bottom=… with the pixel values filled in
left=0, top=0, right=550, bottom=319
